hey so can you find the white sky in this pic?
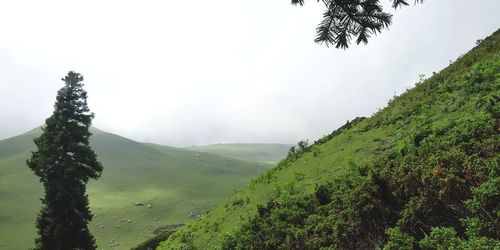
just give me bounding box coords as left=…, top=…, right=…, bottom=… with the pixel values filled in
left=0, top=0, right=499, bottom=146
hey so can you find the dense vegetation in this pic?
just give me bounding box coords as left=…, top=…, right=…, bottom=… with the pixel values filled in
left=160, top=29, right=499, bottom=249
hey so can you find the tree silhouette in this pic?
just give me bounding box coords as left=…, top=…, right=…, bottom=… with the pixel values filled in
left=27, top=71, right=103, bottom=250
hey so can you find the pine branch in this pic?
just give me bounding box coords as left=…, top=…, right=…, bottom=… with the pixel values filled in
left=393, top=0, right=424, bottom=8
left=292, top=0, right=424, bottom=48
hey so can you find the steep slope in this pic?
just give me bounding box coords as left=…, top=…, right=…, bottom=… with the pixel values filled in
left=185, top=143, right=291, bottom=165
left=160, top=30, right=499, bottom=249
left=0, top=128, right=268, bottom=249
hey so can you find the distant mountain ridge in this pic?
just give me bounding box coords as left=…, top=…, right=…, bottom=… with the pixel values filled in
left=186, top=143, right=291, bottom=165
left=0, top=127, right=278, bottom=249
left=0, top=127, right=290, bottom=165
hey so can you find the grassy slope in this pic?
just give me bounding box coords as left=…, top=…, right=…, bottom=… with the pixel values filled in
left=160, top=119, right=391, bottom=249
left=159, top=30, right=499, bottom=249
left=0, top=128, right=268, bottom=250
left=185, top=143, right=291, bottom=165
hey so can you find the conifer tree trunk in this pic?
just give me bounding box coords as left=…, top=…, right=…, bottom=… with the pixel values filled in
left=27, top=71, right=103, bottom=250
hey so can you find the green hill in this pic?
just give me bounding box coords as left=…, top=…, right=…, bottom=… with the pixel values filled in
left=0, top=128, right=269, bottom=249
left=185, top=143, right=291, bottom=165
left=159, top=30, right=499, bottom=249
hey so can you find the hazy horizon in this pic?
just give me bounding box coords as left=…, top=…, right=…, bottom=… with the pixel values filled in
left=1, top=0, right=499, bottom=146
left=5, top=125, right=294, bottom=147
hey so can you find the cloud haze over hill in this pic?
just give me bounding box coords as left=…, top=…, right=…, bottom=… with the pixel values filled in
left=0, top=0, right=499, bottom=146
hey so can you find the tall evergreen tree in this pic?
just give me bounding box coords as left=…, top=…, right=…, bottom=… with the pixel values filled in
left=27, top=71, right=103, bottom=250
left=292, top=0, right=423, bottom=48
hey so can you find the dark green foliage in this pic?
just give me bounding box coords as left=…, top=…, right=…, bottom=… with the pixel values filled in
left=383, top=227, right=415, bottom=250
left=297, top=140, right=309, bottom=152
left=418, top=226, right=500, bottom=249
left=27, top=72, right=103, bottom=250
left=292, top=0, right=423, bottom=48
left=463, top=177, right=500, bottom=239
left=419, top=227, right=462, bottom=249
left=132, top=232, right=174, bottom=250
left=178, top=232, right=196, bottom=250
left=222, top=30, right=500, bottom=249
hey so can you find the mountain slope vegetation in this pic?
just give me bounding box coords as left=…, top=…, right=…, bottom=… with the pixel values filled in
left=0, top=128, right=269, bottom=249
left=159, top=29, right=499, bottom=249
left=186, top=143, right=291, bottom=165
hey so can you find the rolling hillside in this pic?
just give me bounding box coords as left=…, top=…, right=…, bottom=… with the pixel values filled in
left=159, top=30, right=500, bottom=249
left=0, top=128, right=269, bottom=249
left=186, top=143, right=291, bottom=165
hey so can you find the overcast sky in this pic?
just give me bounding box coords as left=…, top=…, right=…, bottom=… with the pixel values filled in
left=0, top=0, right=499, bottom=146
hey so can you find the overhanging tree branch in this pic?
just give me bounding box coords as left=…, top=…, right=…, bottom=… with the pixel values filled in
left=293, top=0, right=424, bottom=48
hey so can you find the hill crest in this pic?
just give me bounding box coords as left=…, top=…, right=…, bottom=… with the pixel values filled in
left=159, top=29, right=500, bottom=249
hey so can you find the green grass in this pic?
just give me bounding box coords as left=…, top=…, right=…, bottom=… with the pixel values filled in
left=185, top=143, right=291, bottom=165
left=159, top=29, right=500, bottom=249
left=159, top=120, right=392, bottom=249
left=0, top=128, right=270, bottom=250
